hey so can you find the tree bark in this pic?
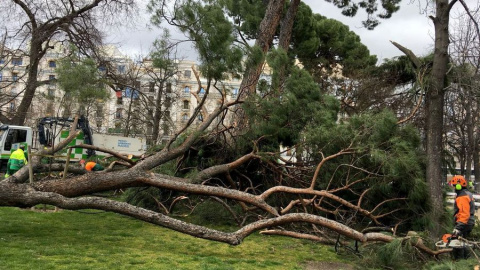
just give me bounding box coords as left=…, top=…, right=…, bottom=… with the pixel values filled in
left=276, top=0, right=301, bottom=91
left=11, top=39, right=42, bottom=125
left=466, top=96, right=473, bottom=181
left=238, top=0, right=284, bottom=98
left=475, top=126, right=480, bottom=192
left=426, top=0, right=455, bottom=236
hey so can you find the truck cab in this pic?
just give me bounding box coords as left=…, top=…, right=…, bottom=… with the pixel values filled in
left=0, top=116, right=146, bottom=172
left=0, top=125, right=33, bottom=171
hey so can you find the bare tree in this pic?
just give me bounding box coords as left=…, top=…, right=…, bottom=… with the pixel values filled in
left=445, top=6, right=480, bottom=185
left=115, top=34, right=181, bottom=144
left=0, top=0, right=137, bottom=125
left=389, top=0, right=480, bottom=235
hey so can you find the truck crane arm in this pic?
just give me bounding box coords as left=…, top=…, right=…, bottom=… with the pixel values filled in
left=37, top=115, right=95, bottom=156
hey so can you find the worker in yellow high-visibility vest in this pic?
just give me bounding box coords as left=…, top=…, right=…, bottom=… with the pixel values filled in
left=5, top=145, right=28, bottom=178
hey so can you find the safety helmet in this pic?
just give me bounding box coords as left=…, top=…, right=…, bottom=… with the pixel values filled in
left=449, top=175, right=467, bottom=190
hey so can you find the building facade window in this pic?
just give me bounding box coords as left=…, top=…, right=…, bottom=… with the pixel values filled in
left=165, top=96, right=172, bottom=107
left=115, top=89, right=123, bottom=104
left=49, top=75, right=55, bottom=84
left=48, top=60, right=56, bottom=68
left=183, top=100, right=189, bottom=110
left=12, top=57, right=22, bottom=66
left=9, top=101, right=15, bottom=112
left=184, top=86, right=190, bottom=94
left=184, top=70, right=191, bottom=78
left=46, top=103, right=54, bottom=116
left=124, top=87, right=139, bottom=99
left=115, top=108, right=123, bottom=119
left=117, top=65, right=125, bottom=74
left=12, top=73, right=18, bottom=82
left=0, top=73, right=2, bottom=81
left=96, top=104, right=104, bottom=117
left=199, top=87, right=205, bottom=95
left=149, top=82, right=155, bottom=93
left=182, top=114, right=189, bottom=122
left=162, top=122, right=169, bottom=135
left=134, top=80, right=141, bottom=91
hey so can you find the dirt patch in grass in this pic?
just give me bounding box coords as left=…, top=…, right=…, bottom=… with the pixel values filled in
left=304, top=261, right=354, bottom=270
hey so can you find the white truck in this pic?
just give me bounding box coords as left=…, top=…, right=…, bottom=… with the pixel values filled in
left=0, top=116, right=146, bottom=170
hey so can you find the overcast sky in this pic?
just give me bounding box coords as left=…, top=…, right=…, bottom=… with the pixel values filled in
left=303, top=0, right=435, bottom=62
left=106, top=0, right=474, bottom=64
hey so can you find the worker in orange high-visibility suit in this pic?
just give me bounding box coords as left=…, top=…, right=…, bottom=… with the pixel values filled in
left=79, top=159, right=104, bottom=171
left=448, top=175, right=476, bottom=259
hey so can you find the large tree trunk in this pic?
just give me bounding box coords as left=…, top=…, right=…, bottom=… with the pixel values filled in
left=11, top=38, right=42, bottom=125
left=426, top=0, right=452, bottom=236
left=278, top=0, right=300, bottom=50
left=474, top=92, right=480, bottom=191
left=276, top=0, right=301, bottom=91
left=238, top=0, right=284, bottom=98
left=234, top=0, right=285, bottom=131
left=475, top=132, right=480, bottom=192
left=466, top=97, right=473, bottom=181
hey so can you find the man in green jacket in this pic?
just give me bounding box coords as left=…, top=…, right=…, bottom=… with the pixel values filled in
left=5, top=145, right=28, bottom=178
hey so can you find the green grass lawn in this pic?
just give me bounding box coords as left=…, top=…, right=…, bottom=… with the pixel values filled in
left=0, top=207, right=349, bottom=270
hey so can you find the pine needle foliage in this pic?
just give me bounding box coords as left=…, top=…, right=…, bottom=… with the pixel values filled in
left=365, top=239, right=414, bottom=269
left=303, top=110, right=429, bottom=231
left=56, top=51, right=110, bottom=106
left=243, top=64, right=338, bottom=149
left=164, top=0, right=244, bottom=80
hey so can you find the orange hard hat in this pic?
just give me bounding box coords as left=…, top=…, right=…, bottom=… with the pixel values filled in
left=449, top=175, right=467, bottom=190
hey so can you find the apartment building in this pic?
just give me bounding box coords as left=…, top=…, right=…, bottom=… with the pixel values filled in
left=0, top=48, right=29, bottom=120
left=0, top=43, right=244, bottom=146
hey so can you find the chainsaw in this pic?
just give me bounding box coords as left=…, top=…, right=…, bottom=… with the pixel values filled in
left=435, top=234, right=473, bottom=248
